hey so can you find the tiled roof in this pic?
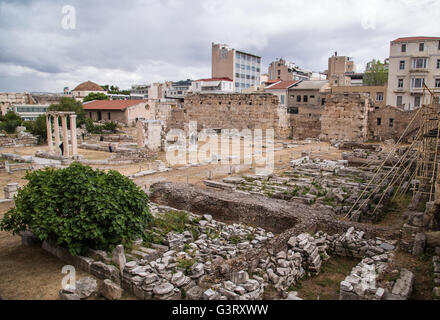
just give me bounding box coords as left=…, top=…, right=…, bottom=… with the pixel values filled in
left=73, top=81, right=105, bottom=92
left=265, top=80, right=301, bottom=90
left=391, top=36, right=440, bottom=43
left=83, top=99, right=147, bottom=111
left=195, top=77, right=233, bottom=82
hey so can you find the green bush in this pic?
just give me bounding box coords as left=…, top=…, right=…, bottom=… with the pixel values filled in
left=0, top=163, right=152, bottom=255
left=48, top=97, right=86, bottom=126
left=0, top=110, right=22, bottom=133
left=23, top=115, right=47, bottom=144
left=83, top=92, right=109, bottom=103
left=85, top=118, right=118, bottom=134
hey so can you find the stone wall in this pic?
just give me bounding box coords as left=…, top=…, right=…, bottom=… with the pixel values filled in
left=290, top=111, right=322, bottom=139
left=176, top=93, right=286, bottom=138
left=367, top=105, right=421, bottom=142
left=320, top=94, right=372, bottom=142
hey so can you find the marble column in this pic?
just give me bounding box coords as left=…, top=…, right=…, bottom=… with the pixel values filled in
left=46, top=115, right=54, bottom=153
left=53, top=115, right=61, bottom=154
left=61, top=115, right=69, bottom=157
left=70, top=114, right=78, bottom=157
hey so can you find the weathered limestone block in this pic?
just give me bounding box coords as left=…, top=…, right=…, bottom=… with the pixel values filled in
left=4, top=183, right=19, bottom=199
left=90, top=261, right=120, bottom=284
left=112, top=244, right=126, bottom=273
left=412, top=233, right=426, bottom=256
left=75, top=277, right=98, bottom=299
left=100, top=279, right=122, bottom=300
left=391, top=269, right=414, bottom=300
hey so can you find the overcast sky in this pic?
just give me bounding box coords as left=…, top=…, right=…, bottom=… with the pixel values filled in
left=0, top=0, right=439, bottom=92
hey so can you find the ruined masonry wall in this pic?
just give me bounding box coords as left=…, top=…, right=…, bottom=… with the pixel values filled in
left=176, top=93, right=287, bottom=139
left=320, top=94, right=371, bottom=142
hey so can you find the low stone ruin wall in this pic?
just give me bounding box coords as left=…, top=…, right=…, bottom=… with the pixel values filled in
left=149, top=181, right=325, bottom=234
left=34, top=196, right=405, bottom=301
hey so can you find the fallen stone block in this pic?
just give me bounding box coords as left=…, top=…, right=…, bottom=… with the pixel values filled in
left=100, top=279, right=122, bottom=300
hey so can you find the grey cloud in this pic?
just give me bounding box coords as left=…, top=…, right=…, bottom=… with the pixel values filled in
left=0, top=0, right=439, bottom=92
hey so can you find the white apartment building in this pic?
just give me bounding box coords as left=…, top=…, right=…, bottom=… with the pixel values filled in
left=190, top=78, right=234, bottom=94
left=386, top=36, right=440, bottom=110
left=212, top=43, right=262, bottom=93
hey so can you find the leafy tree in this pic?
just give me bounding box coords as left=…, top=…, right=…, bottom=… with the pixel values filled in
left=101, top=84, right=130, bottom=95
left=0, top=163, right=152, bottom=255
left=363, top=59, right=389, bottom=86
left=83, top=92, right=109, bottom=103
left=85, top=118, right=118, bottom=134
left=0, top=110, right=22, bottom=134
left=23, top=115, right=47, bottom=144
left=48, top=97, right=86, bottom=126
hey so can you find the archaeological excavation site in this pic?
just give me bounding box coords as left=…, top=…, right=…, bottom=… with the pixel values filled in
left=0, top=90, right=440, bottom=303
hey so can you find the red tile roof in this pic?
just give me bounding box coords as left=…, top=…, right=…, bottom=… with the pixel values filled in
left=83, top=99, right=147, bottom=111
left=265, top=80, right=301, bottom=90
left=391, top=36, right=440, bottom=43
left=73, top=81, right=105, bottom=92
left=265, top=80, right=281, bottom=84
left=195, top=77, right=233, bottom=82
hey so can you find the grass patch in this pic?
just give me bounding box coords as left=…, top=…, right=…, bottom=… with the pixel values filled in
left=292, top=257, right=359, bottom=300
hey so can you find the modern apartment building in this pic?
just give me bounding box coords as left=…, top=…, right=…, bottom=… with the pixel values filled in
left=8, top=104, right=50, bottom=121
left=268, top=59, right=311, bottom=81
left=130, top=84, right=150, bottom=99
left=211, top=43, right=262, bottom=92
left=328, top=52, right=355, bottom=77
left=328, top=52, right=356, bottom=87
left=165, top=79, right=193, bottom=99
left=190, top=78, right=234, bottom=94
left=386, top=36, right=440, bottom=110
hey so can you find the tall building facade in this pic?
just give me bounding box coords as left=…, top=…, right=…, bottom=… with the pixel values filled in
left=268, top=59, right=311, bottom=81
left=328, top=52, right=355, bottom=77
left=212, top=43, right=262, bottom=92
left=386, top=36, right=440, bottom=111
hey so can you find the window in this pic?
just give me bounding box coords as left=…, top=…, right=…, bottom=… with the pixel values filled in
left=310, top=95, right=315, bottom=99
left=303, top=95, right=308, bottom=103
left=377, top=118, right=381, bottom=126
left=107, top=112, right=111, bottom=120
left=277, top=70, right=281, bottom=75
left=419, top=43, right=425, bottom=51
left=437, top=59, right=440, bottom=69
left=399, top=60, right=405, bottom=70
left=235, top=63, right=240, bottom=69
left=297, top=96, right=301, bottom=102
left=389, top=119, right=394, bottom=127
left=89, top=112, right=92, bottom=118
left=397, top=96, right=403, bottom=107
left=414, top=96, right=421, bottom=107
left=436, top=79, right=440, bottom=88
left=280, top=95, right=285, bottom=104
left=398, top=79, right=404, bottom=88
left=411, top=78, right=425, bottom=88
left=321, top=98, right=326, bottom=106
left=412, top=58, right=427, bottom=69
left=376, top=92, right=384, bottom=101
left=287, top=107, right=299, bottom=114
left=401, top=44, right=407, bottom=52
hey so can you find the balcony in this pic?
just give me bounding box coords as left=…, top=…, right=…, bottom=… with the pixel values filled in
left=394, top=88, right=406, bottom=93
left=409, top=67, right=429, bottom=73
left=409, top=87, right=424, bottom=94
